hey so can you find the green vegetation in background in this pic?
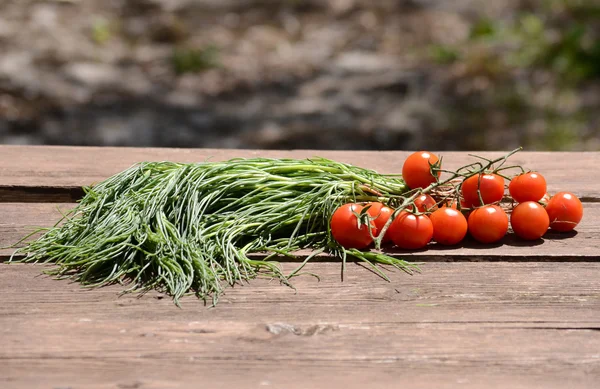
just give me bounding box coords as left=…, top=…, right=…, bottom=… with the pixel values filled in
left=429, top=44, right=460, bottom=65
left=433, top=1, right=600, bottom=84
left=428, top=0, right=599, bottom=151
left=91, top=17, right=112, bottom=45
left=172, top=45, right=221, bottom=75
left=538, top=118, right=582, bottom=150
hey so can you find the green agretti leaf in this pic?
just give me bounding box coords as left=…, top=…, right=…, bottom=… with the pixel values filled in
left=12, top=157, right=412, bottom=305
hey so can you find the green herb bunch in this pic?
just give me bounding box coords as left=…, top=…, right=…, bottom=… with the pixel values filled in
left=13, top=158, right=417, bottom=305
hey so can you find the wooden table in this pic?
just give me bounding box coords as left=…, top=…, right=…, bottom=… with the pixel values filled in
left=1, top=145, right=599, bottom=389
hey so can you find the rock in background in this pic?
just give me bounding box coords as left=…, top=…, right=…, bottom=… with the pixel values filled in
left=0, top=0, right=598, bottom=150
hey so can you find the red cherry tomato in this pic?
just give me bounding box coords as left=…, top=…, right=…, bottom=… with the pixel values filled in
left=402, top=151, right=441, bottom=189
left=414, top=194, right=438, bottom=212
left=510, top=201, right=549, bottom=240
left=330, top=203, right=376, bottom=249
left=468, top=205, right=508, bottom=244
left=462, top=173, right=505, bottom=207
left=429, top=207, right=468, bottom=245
left=509, top=172, right=547, bottom=203
left=387, top=211, right=433, bottom=250
left=442, top=200, right=458, bottom=209
left=545, top=192, right=583, bottom=232
left=366, top=202, right=394, bottom=242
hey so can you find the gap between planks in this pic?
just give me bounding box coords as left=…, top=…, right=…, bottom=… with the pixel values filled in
left=0, top=147, right=599, bottom=203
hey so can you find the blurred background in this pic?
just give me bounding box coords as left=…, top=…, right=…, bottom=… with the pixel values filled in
left=0, top=0, right=599, bottom=150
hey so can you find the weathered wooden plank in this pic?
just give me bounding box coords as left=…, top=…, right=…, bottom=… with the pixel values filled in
left=2, top=202, right=598, bottom=260
left=1, top=262, right=599, bottom=389
left=2, top=262, right=599, bottom=323
left=0, top=203, right=73, bottom=258
left=0, top=145, right=598, bottom=202
left=2, top=322, right=599, bottom=389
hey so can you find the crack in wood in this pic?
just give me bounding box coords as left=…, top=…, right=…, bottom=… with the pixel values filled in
left=0, top=190, right=599, bottom=205
left=266, top=323, right=339, bottom=336
left=3, top=254, right=600, bottom=263
left=0, top=186, right=84, bottom=203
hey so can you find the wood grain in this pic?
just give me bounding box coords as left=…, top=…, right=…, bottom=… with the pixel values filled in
left=2, top=262, right=599, bottom=323
left=1, top=262, right=600, bottom=389
left=2, top=323, right=599, bottom=389
left=2, top=202, right=598, bottom=260
left=1, top=147, right=599, bottom=389
left=0, top=145, right=598, bottom=202
left=0, top=203, right=73, bottom=258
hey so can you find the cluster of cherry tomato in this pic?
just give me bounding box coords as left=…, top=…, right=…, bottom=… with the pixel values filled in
left=330, top=151, right=584, bottom=250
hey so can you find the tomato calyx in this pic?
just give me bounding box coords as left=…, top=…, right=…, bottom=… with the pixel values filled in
left=351, top=204, right=382, bottom=240
left=428, top=157, right=443, bottom=181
